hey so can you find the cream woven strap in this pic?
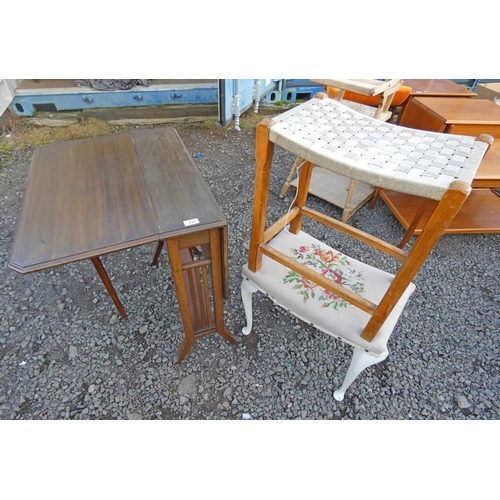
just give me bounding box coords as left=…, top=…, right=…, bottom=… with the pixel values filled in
left=340, top=100, right=378, bottom=119
left=269, top=97, right=490, bottom=200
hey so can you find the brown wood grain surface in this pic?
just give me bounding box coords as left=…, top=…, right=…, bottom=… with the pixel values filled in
left=473, top=141, right=500, bottom=188
left=397, top=80, right=476, bottom=124
left=447, top=123, right=500, bottom=139
left=390, top=97, right=500, bottom=234
left=399, top=97, right=500, bottom=138
left=380, top=188, right=500, bottom=234
left=8, top=126, right=233, bottom=351
left=9, top=133, right=160, bottom=273
left=411, top=97, right=500, bottom=125
left=402, top=79, right=476, bottom=97
left=398, top=98, right=447, bottom=131
left=131, top=127, right=225, bottom=238
left=9, top=127, right=226, bottom=273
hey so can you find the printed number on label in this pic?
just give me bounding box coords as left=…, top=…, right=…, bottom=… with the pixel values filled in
left=183, top=218, right=200, bottom=227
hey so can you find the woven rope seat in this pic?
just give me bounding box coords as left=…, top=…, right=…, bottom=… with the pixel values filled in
left=279, top=85, right=405, bottom=221
left=270, top=96, right=488, bottom=201
left=338, top=100, right=379, bottom=119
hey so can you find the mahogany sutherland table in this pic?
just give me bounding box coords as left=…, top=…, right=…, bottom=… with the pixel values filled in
left=9, top=127, right=237, bottom=362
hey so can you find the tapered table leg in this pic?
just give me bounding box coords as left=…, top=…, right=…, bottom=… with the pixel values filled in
left=209, top=228, right=238, bottom=345
left=150, top=240, right=164, bottom=266
left=166, top=238, right=196, bottom=364
left=91, top=256, right=126, bottom=318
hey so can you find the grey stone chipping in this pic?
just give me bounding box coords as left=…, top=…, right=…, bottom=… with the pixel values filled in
left=0, top=116, right=499, bottom=420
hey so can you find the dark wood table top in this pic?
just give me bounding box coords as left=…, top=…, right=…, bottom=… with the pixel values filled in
left=9, top=127, right=226, bottom=273
left=402, top=79, right=477, bottom=97
left=411, top=97, right=500, bottom=124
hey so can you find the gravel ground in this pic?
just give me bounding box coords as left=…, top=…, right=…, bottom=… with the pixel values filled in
left=0, top=113, right=499, bottom=420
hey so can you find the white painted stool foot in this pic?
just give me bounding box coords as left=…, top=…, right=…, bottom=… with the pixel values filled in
left=241, top=279, right=258, bottom=335
left=334, top=346, right=388, bottom=402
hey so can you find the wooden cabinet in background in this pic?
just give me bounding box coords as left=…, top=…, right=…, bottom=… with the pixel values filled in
left=382, top=97, right=500, bottom=234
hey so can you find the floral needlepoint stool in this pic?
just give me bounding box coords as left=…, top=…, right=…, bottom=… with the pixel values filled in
left=241, top=93, right=492, bottom=401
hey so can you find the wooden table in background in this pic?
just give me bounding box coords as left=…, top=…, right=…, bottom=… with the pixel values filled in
left=9, top=127, right=237, bottom=362
left=397, top=79, right=476, bottom=123
left=382, top=97, right=500, bottom=234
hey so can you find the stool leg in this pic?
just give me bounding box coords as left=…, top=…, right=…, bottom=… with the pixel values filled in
left=241, top=279, right=258, bottom=335
left=288, top=160, right=314, bottom=234
left=334, top=347, right=388, bottom=401
left=342, top=179, right=357, bottom=223
left=279, top=156, right=302, bottom=199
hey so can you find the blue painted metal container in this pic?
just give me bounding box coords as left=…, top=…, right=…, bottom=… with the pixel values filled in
left=277, top=79, right=325, bottom=103
left=219, top=79, right=278, bottom=127
left=9, top=82, right=219, bottom=117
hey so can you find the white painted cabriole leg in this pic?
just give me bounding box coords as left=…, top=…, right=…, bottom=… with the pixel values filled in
left=241, top=279, right=258, bottom=335
left=334, top=347, right=389, bottom=402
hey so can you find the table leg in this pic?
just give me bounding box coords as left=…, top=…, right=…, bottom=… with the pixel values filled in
left=150, top=240, right=164, bottom=266
left=221, top=225, right=230, bottom=299
left=166, top=228, right=238, bottom=364
left=368, top=187, right=381, bottom=210
left=166, top=237, right=196, bottom=364
left=209, top=227, right=238, bottom=345
left=91, top=256, right=126, bottom=318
